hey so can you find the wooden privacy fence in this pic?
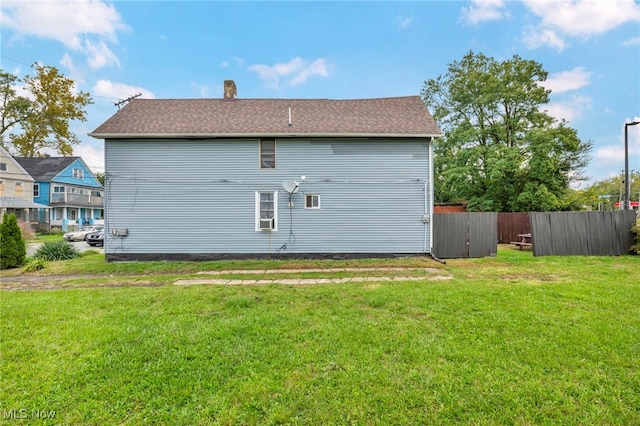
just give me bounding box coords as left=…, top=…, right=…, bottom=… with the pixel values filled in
left=498, top=212, right=530, bottom=244
left=433, top=212, right=497, bottom=259
left=529, top=211, right=636, bottom=256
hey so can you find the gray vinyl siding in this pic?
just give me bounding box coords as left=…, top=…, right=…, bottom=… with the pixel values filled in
left=104, top=138, right=432, bottom=256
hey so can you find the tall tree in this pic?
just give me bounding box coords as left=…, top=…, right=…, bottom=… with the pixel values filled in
left=422, top=51, right=592, bottom=212
left=0, top=71, right=30, bottom=141
left=0, top=64, right=93, bottom=157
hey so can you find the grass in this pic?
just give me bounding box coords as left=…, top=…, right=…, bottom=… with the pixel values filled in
left=1, top=248, right=639, bottom=425
left=32, top=232, right=64, bottom=243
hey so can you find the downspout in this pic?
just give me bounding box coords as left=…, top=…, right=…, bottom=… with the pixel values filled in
left=424, top=180, right=428, bottom=253
left=429, top=137, right=435, bottom=253
left=426, top=137, right=445, bottom=263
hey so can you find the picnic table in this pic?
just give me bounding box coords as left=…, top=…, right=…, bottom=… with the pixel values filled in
left=511, top=233, right=532, bottom=250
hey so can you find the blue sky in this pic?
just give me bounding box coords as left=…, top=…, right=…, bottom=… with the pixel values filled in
left=1, top=0, right=639, bottom=187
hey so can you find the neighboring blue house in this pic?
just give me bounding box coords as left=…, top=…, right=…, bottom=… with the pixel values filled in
left=15, top=156, right=104, bottom=230
left=89, top=81, right=442, bottom=261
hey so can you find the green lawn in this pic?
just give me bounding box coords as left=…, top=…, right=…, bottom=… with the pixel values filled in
left=1, top=249, right=639, bottom=425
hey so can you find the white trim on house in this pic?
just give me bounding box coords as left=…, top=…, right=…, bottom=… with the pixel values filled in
left=89, top=132, right=444, bottom=139
left=255, top=190, right=278, bottom=231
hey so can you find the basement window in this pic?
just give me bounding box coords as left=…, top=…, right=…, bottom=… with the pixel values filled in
left=260, top=139, right=276, bottom=169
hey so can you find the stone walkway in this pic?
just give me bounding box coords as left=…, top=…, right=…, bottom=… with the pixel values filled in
left=174, top=267, right=452, bottom=286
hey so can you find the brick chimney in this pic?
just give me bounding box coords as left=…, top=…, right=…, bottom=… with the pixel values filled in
left=223, top=80, right=237, bottom=101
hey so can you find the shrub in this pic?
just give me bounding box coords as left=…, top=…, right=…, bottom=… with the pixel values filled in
left=631, top=222, right=640, bottom=255
left=23, top=258, right=48, bottom=272
left=34, top=240, right=80, bottom=261
left=18, top=221, right=36, bottom=240
left=1, top=213, right=27, bottom=269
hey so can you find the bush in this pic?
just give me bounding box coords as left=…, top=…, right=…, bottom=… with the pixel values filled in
left=1, top=213, right=27, bottom=269
left=18, top=221, right=36, bottom=240
left=631, top=222, right=640, bottom=255
left=33, top=240, right=80, bottom=261
left=23, top=258, right=48, bottom=272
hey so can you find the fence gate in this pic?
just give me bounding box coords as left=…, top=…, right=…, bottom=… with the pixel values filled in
left=433, top=212, right=497, bottom=258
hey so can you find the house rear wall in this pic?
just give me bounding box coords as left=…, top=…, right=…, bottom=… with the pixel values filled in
left=104, top=138, right=432, bottom=260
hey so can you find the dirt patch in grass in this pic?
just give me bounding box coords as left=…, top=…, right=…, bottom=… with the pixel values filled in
left=0, top=267, right=453, bottom=291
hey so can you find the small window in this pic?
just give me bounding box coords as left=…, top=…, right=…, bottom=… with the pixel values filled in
left=305, top=194, right=321, bottom=209
left=14, top=181, right=23, bottom=196
left=34, top=183, right=39, bottom=197
left=260, top=139, right=275, bottom=169
left=54, top=186, right=65, bottom=193
left=0, top=162, right=7, bottom=171
left=72, top=168, right=84, bottom=179
left=255, top=191, right=278, bottom=231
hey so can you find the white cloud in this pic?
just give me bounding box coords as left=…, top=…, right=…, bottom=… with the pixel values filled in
left=542, top=95, right=593, bottom=123
left=1, top=0, right=128, bottom=69
left=460, top=0, right=508, bottom=24
left=594, top=118, right=640, bottom=165
left=85, top=40, right=121, bottom=70
left=60, top=53, right=82, bottom=82
left=539, top=67, right=591, bottom=93
left=622, top=36, right=640, bottom=46
left=289, top=59, right=329, bottom=86
left=74, top=143, right=104, bottom=173
left=522, top=0, right=640, bottom=50
left=397, top=15, right=414, bottom=29
left=522, top=26, right=566, bottom=51
left=92, top=80, right=155, bottom=100
left=249, top=57, right=330, bottom=89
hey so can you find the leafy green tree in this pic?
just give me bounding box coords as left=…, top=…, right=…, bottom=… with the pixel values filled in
left=573, top=172, right=640, bottom=210
left=95, top=172, right=105, bottom=186
left=0, top=71, right=31, bottom=140
left=0, top=213, right=27, bottom=269
left=421, top=51, right=592, bottom=212
left=0, top=63, right=93, bottom=157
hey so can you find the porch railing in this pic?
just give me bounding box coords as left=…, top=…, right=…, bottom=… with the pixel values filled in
left=50, top=193, right=104, bottom=207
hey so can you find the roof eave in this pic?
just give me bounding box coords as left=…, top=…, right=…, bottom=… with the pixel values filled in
left=89, top=132, right=444, bottom=139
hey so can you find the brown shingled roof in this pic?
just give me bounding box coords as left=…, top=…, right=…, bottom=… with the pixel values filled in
left=89, top=96, right=442, bottom=138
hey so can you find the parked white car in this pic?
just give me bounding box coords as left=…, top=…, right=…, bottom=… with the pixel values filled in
left=63, top=225, right=104, bottom=242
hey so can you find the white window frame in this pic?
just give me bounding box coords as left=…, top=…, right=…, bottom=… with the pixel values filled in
left=34, top=183, right=39, bottom=197
left=0, top=162, right=7, bottom=171
left=305, top=194, right=321, bottom=209
left=72, top=168, right=84, bottom=179
left=255, top=191, right=278, bottom=231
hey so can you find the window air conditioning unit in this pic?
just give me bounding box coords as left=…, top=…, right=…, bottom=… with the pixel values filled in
left=259, top=218, right=274, bottom=230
